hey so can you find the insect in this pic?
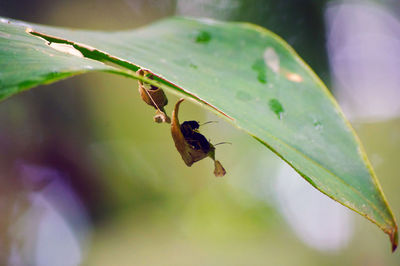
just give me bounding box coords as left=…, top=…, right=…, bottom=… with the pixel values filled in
left=171, top=98, right=226, bottom=177
left=181, top=121, right=212, bottom=152
left=136, top=68, right=170, bottom=123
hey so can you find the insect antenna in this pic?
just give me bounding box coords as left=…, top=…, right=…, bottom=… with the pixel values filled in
left=213, top=142, right=232, bottom=146
left=200, top=121, right=218, bottom=126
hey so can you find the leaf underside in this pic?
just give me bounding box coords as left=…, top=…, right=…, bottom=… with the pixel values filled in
left=0, top=16, right=397, bottom=250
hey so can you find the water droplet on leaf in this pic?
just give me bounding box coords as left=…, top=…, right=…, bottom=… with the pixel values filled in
left=269, top=98, right=284, bottom=119
left=313, top=120, right=323, bottom=130
left=195, top=30, right=212, bottom=43
left=252, top=59, right=267, bottom=84
left=285, top=72, right=303, bottom=83
left=235, top=91, right=253, bottom=101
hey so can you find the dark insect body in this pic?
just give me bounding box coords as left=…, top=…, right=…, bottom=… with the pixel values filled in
left=180, top=121, right=211, bottom=153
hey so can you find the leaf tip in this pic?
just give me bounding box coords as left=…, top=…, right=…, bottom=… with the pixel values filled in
left=390, top=227, right=398, bottom=252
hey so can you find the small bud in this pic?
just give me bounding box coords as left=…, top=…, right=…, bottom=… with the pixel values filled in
left=154, top=109, right=171, bottom=123
left=214, top=160, right=226, bottom=177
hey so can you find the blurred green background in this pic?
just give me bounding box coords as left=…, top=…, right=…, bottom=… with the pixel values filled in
left=1, top=0, right=400, bottom=265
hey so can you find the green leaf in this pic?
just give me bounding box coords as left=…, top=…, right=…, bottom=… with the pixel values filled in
left=0, top=16, right=397, bottom=250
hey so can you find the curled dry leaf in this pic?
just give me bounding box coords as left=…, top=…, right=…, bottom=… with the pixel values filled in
left=171, top=98, right=226, bottom=177
left=137, top=69, right=171, bottom=123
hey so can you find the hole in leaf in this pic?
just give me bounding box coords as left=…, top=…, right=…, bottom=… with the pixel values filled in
left=263, top=47, right=280, bottom=73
